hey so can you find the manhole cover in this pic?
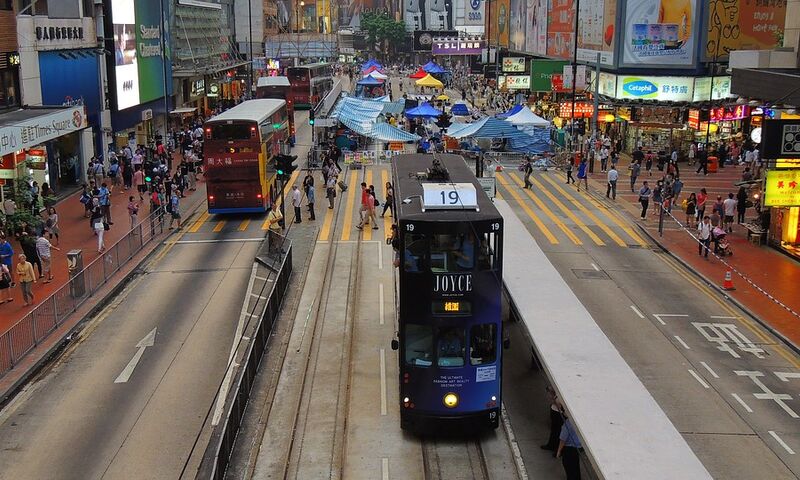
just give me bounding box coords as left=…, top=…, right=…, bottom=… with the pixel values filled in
left=572, top=269, right=610, bottom=280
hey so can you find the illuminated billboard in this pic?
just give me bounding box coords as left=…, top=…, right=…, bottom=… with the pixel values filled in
left=576, top=0, right=617, bottom=65
left=111, top=0, right=168, bottom=111
left=620, top=0, right=698, bottom=68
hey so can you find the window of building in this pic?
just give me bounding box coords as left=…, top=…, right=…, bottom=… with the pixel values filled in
left=82, top=0, right=92, bottom=17
left=0, top=70, right=19, bottom=109
left=470, top=324, right=497, bottom=365
left=0, top=0, right=13, bottom=11
left=404, top=324, right=433, bottom=366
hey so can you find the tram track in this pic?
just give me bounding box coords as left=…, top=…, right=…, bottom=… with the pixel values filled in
left=276, top=169, right=365, bottom=480
left=421, top=437, right=491, bottom=480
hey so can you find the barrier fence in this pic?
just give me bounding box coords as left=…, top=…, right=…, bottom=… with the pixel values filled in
left=0, top=209, right=167, bottom=378
left=198, top=235, right=293, bottom=480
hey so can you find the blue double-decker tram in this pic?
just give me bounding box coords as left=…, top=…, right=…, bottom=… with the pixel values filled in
left=391, top=154, right=503, bottom=434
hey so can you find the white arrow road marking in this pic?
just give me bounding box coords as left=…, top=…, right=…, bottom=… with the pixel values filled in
left=114, top=327, right=157, bottom=383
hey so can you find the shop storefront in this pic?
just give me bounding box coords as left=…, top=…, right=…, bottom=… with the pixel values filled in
left=765, top=169, right=800, bottom=259
left=0, top=105, right=91, bottom=203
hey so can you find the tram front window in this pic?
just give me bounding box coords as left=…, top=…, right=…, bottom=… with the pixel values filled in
left=404, top=234, right=428, bottom=273
left=405, top=324, right=434, bottom=366
left=430, top=233, right=475, bottom=272
left=437, top=327, right=465, bottom=367
left=470, top=324, right=497, bottom=365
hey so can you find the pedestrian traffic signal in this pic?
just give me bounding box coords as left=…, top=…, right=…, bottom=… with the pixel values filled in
left=308, top=109, right=315, bottom=126
left=576, top=119, right=586, bottom=136
left=275, top=154, right=298, bottom=180
left=436, top=112, right=452, bottom=132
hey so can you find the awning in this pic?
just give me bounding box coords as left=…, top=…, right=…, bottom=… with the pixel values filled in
left=405, top=102, right=442, bottom=118
left=409, top=67, right=427, bottom=79
left=496, top=104, right=524, bottom=119
left=444, top=117, right=550, bottom=153
left=170, top=107, right=198, bottom=114
left=357, top=76, right=384, bottom=86
left=331, top=96, right=419, bottom=142
left=364, top=71, right=389, bottom=80
left=451, top=103, right=470, bottom=116
left=0, top=105, right=90, bottom=158
left=422, top=61, right=446, bottom=74
left=505, top=108, right=550, bottom=127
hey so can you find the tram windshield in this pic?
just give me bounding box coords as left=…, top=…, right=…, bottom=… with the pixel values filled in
left=404, top=324, right=497, bottom=367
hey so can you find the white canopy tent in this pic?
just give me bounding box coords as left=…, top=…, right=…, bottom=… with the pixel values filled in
left=505, top=108, right=550, bottom=127
left=364, top=70, right=389, bottom=80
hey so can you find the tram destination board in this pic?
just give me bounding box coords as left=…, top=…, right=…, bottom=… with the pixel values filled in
left=421, top=183, right=479, bottom=211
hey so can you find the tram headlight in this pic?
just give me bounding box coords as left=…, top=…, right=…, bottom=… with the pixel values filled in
left=403, top=397, right=410, bottom=403
left=491, top=396, right=497, bottom=402
left=443, top=392, right=459, bottom=408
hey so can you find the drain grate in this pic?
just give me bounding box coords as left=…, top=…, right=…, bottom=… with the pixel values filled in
left=572, top=269, right=610, bottom=280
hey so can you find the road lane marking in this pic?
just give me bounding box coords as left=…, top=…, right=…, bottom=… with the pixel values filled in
left=114, top=327, right=157, bottom=384
left=379, top=283, right=385, bottom=325
left=495, top=189, right=504, bottom=200
left=212, top=221, right=225, bottom=232
left=710, top=315, right=737, bottom=319
left=731, top=393, right=754, bottom=412
left=769, top=431, right=796, bottom=455
left=688, top=369, right=710, bottom=388
left=364, top=168, right=374, bottom=241
left=539, top=173, right=628, bottom=247
left=250, top=293, right=268, bottom=300
left=188, top=211, right=210, bottom=233
left=585, top=189, right=650, bottom=247
left=700, top=361, right=720, bottom=378
left=377, top=240, right=383, bottom=269
left=382, top=458, right=389, bottom=480
left=591, top=263, right=600, bottom=271
left=503, top=172, right=585, bottom=246
left=341, top=170, right=359, bottom=241
left=380, top=348, right=387, bottom=415
left=496, top=174, right=559, bottom=244
left=171, top=238, right=264, bottom=244
left=238, top=219, right=250, bottom=231
left=674, top=335, right=691, bottom=350
left=630, top=305, right=645, bottom=319
left=652, top=313, right=688, bottom=325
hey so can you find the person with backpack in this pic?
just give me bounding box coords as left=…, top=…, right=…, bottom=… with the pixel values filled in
left=92, top=158, right=105, bottom=187
left=108, top=160, right=121, bottom=193
left=168, top=185, right=182, bottom=229
left=638, top=181, right=651, bottom=221
left=522, top=157, right=533, bottom=188
left=565, top=159, right=575, bottom=185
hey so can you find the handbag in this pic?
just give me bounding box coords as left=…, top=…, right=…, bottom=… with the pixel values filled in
left=103, top=222, right=110, bottom=231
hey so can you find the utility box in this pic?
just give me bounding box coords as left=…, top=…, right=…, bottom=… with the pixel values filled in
left=67, top=249, right=85, bottom=298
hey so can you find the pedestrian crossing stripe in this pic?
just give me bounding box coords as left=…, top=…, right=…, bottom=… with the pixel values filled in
left=496, top=173, right=559, bottom=244
left=340, top=170, right=359, bottom=242
left=364, top=168, right=374, bottom=241
left=502, top=172, right=585, bottom=246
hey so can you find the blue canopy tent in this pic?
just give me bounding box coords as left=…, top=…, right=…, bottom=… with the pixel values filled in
left=422, top=61, right=446, bottom=74
left=405, top=102, right=442, bottom=119
left=330, top=97, right=420, bottom=142
left=357, top=76, right=384, bottom=86
left=495, top=104, right=524, bottom=119
left=451, top=103, right=470, bottom=116
left=444, top=117, right=550, bottom=153
left=361, top=60, right=382, bottom=72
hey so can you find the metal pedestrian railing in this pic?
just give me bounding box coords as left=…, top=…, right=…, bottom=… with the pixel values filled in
left=0, top=209, right=167, bottom=378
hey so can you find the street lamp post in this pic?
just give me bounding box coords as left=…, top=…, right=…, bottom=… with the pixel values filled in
left=569, top=0, right=581, bottom=155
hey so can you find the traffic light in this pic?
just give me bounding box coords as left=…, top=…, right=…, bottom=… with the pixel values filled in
left=436, top=112, right=452, bottom=132
left=275, top=154, right=297, bottom=180
left=576, top=118, right=586, bottom=136
left=308, top=109, right=315, bottom=126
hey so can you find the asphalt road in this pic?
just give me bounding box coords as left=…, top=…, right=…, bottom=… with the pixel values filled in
left=500, top=170, right=800, bottom=479
left=0, top=224, right=261, bottom=480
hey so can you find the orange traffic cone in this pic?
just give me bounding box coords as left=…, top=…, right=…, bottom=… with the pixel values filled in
left=722, top=270, right=736, bottom=291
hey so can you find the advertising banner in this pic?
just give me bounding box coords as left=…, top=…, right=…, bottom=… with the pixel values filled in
left=414, top=30, right=458, bottom=50
left=531, top=60, right=567, bottom=91
left=621, top=0, right=698, bottom=68
left=762, top=120, right=800, bottom=159
left=525, top=0, right=547, bottom=55
left=432, top=38, right=485, bottom=54
left=502, top=57, right=525, bottom=72
left=709, top=105, right=749, bottom=122
left=486, top=0, right=510, bottom=47
left=577, top=0, right=616, bottom=65
left=0, top=106, right=88, bottom=158
left=546, top=0, right=575, bottom=59
left=705, top=0, right=787, bottom=60
left=692, top=76, right=732, bottom=102
left=764, top=170, right=800, bottom=207
left=111, top=0, right=168, bottom=111
left=504, top=75, right=531, bottom=90
left=615, top=75, right=694, bottom=102
left=405, top=0, right=456, bottom=31
left=456, top=0, right=485, bottom=27
left=509, top=0, right=526, bottom=51
left=39, top=50, right=102, bottom=126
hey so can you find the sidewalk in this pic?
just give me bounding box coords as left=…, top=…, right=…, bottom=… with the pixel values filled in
left=587, top=155, right=800, bottom=347
left=0, top=172, right=205, bottom=336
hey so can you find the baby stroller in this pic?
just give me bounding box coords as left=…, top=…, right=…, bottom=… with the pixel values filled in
left=712, top=226, right=733, bottom=256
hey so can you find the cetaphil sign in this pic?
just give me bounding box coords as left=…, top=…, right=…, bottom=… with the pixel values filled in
left=615, top=75, right=694, bottom=102
left=0, top=106, right=88, bottom=158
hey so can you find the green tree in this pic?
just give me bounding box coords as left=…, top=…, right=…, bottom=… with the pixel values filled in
left=360, top=12, right=407, bottom=58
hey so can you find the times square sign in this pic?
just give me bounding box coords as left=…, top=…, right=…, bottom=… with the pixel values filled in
left=432, top=38, right=486, bottom=55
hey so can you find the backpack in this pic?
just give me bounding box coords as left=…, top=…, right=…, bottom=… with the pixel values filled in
left=151, top=191, right=161, bottom=206
left=109, top=164, right=119, bottom=177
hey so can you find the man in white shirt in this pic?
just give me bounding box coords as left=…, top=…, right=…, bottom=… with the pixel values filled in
left=698, top=216, right=712, bottom=258
left=291, top=185, right=302, bottom=224
left=606, top=166, right=619, bottom=200
left=600, top=146, right=609, bottom=172
left=722, top=192, right=737, bottom=233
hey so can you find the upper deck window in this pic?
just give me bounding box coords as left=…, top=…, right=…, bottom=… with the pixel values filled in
left=430, top=233, right=474, bottom=272
left=210, top=123, right=255, bottom=141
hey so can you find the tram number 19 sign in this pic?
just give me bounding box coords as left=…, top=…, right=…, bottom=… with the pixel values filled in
left=422, top=183, right=479, bottom=211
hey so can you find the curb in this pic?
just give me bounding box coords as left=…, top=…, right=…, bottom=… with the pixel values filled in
left=0, top=197, right=208, bottom=408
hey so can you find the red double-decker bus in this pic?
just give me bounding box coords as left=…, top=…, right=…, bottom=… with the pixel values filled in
left=204, top=99, right=289, bottom=214
left=286, top=62, right=333, bottom=109
left=256, top=76, right=296, bottom=144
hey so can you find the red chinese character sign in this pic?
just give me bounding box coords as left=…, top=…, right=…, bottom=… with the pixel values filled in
left=558, top=102, right=594, bottom=118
